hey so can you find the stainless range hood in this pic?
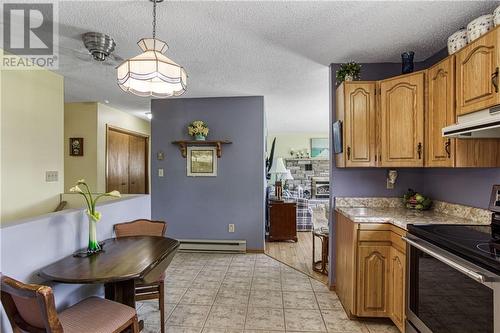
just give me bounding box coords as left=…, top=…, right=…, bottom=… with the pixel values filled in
left=442, top=107, right=500, bottom=138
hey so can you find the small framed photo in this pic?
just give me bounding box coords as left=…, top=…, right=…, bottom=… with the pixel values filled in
left=187, top=147, right=217, bottom=177
left=69, top=138, right=84, bottom=156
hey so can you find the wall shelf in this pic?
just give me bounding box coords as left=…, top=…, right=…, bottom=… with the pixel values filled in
left=172, top=140, right=232, bottom=158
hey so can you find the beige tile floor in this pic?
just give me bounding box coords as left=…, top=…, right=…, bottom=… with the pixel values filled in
left=137, top=252, right=399, bottom=333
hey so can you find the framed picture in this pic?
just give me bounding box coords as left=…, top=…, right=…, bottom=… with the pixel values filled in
left=187, top=146, right=217, bottom=177
left=310, top=138, right=329, bottom=158
left=69, top=138, right=84, bottom=156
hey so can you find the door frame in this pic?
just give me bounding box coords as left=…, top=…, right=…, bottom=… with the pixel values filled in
left=106, top=125, right=150, bottom=194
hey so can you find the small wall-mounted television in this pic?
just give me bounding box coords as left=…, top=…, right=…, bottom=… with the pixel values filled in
left=332, top=120, right=342, bottom=154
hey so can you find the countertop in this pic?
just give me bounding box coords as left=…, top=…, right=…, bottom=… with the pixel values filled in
left=335, top=206, right=491, bottom=231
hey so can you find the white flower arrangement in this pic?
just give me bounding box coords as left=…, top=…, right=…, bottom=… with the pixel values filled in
left=188, top=120, right=209, bottom=137
left=69, top=179, right=121, bottom=222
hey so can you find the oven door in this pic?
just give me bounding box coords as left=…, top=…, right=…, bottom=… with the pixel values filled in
left=404, top=235, right=500, bottom=333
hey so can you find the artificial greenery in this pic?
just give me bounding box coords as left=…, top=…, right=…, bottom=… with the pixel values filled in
left=336, top=61, right=361, bottom=85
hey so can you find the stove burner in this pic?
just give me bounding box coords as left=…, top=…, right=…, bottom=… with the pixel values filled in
left=476, top=242, right=500, bottom=261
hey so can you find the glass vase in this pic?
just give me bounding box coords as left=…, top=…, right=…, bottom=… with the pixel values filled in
left=401, top=51, right=415, bottom=74
left=194, top=134, right=206, bottom=141
left=87, top=214, right=101, bottom=254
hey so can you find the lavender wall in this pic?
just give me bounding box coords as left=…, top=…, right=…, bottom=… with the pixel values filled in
left=151, top=97, right=265, bottom=250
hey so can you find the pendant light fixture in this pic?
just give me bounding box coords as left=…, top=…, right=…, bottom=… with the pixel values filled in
left=117, top=0, right=187, bottom=98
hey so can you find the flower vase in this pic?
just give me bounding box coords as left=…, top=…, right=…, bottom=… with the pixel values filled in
left=344, top=74, right=353, bottom=82
left=194, top=134, right=206, bottom=141
left=87, top=214, right=101, bottom=254
left=401, top=51, right=415, bottom=74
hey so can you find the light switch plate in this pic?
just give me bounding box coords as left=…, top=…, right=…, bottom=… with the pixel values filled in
left=228, top=224, right=235, bottom=233
left=386, top=179, right=394, bottom=189
left=45, top=171, right=58, bottom=182
left=158, top=168, right=164, bottom=177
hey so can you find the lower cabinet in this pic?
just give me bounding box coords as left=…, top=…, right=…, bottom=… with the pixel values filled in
left=335, top=212, right=406, bottom=332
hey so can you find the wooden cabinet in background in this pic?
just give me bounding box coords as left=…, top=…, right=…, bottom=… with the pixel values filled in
left=379, top=71, right=425, bottom=167
left=455, top=27, right=500, bottom=116
left=336, top=82, right=377, bottom=167
left=335, top=212, right=407, bottom=332
left=267, top=200, right=297, bottom=242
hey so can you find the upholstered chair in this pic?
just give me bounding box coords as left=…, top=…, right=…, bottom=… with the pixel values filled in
left=0, top=274, right=139, bottom=333
left=114, top=219, right=167, bottom=333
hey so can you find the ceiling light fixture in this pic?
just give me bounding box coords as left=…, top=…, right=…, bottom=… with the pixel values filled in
left=117, top=0, right=187, bottom=98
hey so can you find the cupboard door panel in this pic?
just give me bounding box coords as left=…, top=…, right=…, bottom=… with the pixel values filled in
left=107, top=130, right=130, bottom=194
left=389, top=247, right=406, bottom=332
left=357, top=245, right=390, bottom=317
left=380, top=72, right=424, bottom=167
left=345, top=83, right=377, bottom=167
left=426, top=57, right=455, bottom=167
left=456, top=29, right=500, bottom=115
left=129, top=135, right=148, bottom=194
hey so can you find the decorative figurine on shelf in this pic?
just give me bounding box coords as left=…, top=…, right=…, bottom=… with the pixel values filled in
left=401, top=51, right=415, bottom=74
left=188, top=120, right=209, bottom=141
left=70, top=179, right=121, bottom=255
left=336, top=61, right=361, bottom=85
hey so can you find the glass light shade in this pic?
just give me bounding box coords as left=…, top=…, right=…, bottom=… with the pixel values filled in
left=283, top=169, right=294, bottom=180
left=269, top=157, right=287, bottom=174
left=117, top=38, right=187, bottom=98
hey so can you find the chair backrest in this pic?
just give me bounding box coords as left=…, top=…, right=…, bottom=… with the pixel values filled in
left=114, top=219, right=167, bottom=238
left=0, top=274, right=63, bottom=333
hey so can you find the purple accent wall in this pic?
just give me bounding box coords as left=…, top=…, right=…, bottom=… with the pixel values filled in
left=151, top=97, right=265, bottom=250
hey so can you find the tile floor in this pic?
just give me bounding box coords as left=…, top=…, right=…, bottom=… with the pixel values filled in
left=137, top=252, right=398, bottom=333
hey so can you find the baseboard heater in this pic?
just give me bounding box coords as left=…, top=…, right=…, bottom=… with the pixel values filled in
left=178, top=239, right=247, bottom=253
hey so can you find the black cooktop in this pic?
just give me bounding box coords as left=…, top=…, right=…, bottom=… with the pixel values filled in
left=408, top=223, right=500, bottom=275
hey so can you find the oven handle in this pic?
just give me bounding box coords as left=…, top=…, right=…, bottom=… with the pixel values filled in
left=403, top=236, right=498, bottom=284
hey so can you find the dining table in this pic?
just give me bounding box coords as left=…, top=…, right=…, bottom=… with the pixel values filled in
left=40, top=235, right=179, bottom=326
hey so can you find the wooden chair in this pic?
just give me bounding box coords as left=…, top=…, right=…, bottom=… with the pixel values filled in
left=114, top=219, right=167, bottom=333
left=0, top=274, right=139, bottom=333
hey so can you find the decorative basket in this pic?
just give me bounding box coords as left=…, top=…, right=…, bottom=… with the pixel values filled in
left=447, top=29, right=468, bottom=55
left=467, top=14, right=493, bottom=42
left=494, top=5, right=500, bottom=27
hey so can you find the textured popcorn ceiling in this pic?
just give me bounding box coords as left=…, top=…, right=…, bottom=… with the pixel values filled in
left=56, top=1, right=496, bottom=131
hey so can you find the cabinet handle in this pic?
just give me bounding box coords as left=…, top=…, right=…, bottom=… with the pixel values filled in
left=347, top=146, right=351, bottom=160
left=445, top=139, right=451, bottom=158
left=417, top=142, right=422, bottom=159
left=121, top=182, right=126, bottom=186
left=492, top=67, right=499, bottom=93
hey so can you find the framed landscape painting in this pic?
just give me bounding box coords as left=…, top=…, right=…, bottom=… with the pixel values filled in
left=187, top=146, right=217, bottom=177
left=311, top=138, right=329, bottom=158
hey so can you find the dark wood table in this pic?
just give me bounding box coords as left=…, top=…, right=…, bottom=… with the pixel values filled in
left=40, top=236, right=179, bottom=312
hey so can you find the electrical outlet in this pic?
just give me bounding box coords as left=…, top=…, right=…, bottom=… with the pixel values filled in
left=158, top=168, right=164, bottom=177
left=386, top=179, right=394, bottom=189
left=45, top=171, right=58, bottom=182
left=228, top=224, right=235, bottom=233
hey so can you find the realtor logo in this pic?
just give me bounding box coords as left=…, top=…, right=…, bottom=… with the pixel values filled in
left=2, top=1, right=58, bottom=69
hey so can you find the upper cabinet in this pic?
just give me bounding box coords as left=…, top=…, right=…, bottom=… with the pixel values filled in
left=426, top=57, right=455, bottom=167
left=336, top=82, right=377, bottom=167
left=379, top=72, right=425, bottom=167
left=456, top=27, right=500, bottom=116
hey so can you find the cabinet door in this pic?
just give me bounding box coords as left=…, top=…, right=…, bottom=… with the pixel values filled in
left=456, top=28, right=500, bottom=116
left=389, top=247, right=406, bottom=332
left=107, top=129, right=130, bottom=194
left=357, top=245, right=390, bottom=317
left=129, top=135, right=148, bottom=194
left=380, top=72, right=425, bottom=167
left=268, top=203, right=297, bottom=241
left=344, top=83, right=377, bottom=167
left=426, top=57, right=455, bottom=167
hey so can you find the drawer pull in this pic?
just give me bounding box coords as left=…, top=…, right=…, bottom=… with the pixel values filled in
left=445, top=139, right=451, bottom=158
left=347, top=146, right=351, bottom=160
left=492, top=67, right=499, bottom=93
left=417, top=142, right=422, bottom=159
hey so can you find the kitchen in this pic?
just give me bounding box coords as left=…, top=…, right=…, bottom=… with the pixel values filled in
left=330, top=7, right=500, bottom=333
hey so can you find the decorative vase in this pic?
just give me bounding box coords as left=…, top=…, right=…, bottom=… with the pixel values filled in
left=344, top=74, right=354, bottom=82
left=401, top=51, right=415, bottom=74
left=194, top=134, right=206, bottom=141
left=447, top=28, right=468, bottom=55
left=467, top=14, right=493, bottom=42
left=87, top=214, right=101, bottom=254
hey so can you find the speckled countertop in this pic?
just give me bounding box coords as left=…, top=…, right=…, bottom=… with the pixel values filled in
left=335, top=197, right=491, bottom=230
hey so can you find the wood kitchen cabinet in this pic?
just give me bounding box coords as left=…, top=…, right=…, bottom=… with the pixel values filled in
left=335, top=212, right=406, bottom=332
left=379, top=72, right=425, bottom=167
left=336, top=82, right=377, bottom=167
left=455, top=26, right=500, bottom=116
left=267, top=200, right=297, bottom=242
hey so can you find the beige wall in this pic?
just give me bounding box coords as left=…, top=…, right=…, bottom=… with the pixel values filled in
left=267, top=132, right=329, bottom=158
left=1, top=65, right=64, bottom=223
left=64, top=103, right=98, bottom=191
left=96, top=103, right=151, bottom=192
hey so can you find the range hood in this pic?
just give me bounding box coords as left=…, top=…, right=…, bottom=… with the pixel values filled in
left=442, top=107, right=500, bottom=138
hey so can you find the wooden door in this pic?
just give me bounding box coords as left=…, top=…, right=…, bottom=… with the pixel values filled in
left=129, top=135, right=148, bottom=194
left=456, top=28, right=500, bottom=116
left=107, top=129, right=130, bottom=194
left=357, top=245, right=390, bottom=317
left=389, top=247, right=406, bottom=332
left=344, top=82, right=377, bottom=167
left=380, top=72, right=424, bottom=167
left=426, top=57, right=455, bottom=167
